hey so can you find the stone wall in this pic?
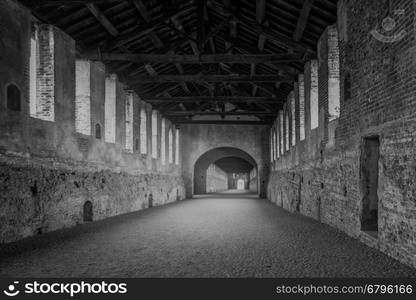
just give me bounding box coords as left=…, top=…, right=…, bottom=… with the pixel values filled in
left=267, top=0, right=416, bottom=268
left=206, top=164, right=228, bottom=193
left=0, top=154, right=185, bottom=244
left=249, top=168, right=258, bottom=192
left=180, top=124, right=269, bottom=197
left=0, top=0, right=185, bottom=244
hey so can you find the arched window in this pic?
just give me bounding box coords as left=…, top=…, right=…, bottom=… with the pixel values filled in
left=344, top=72, right=351, bottom=102
left=83, top=201, right=93, bottom=222
left=168, top=128, right=173, bottom=163
left=140, top=109, right=147, bottom=154
left=6, top=84, right=21, bottom=111
left=95, top=123, right=101, bottom=139
left=237, top=179, right=245, bottom=190
left=151, top=110, right=158, bottom=158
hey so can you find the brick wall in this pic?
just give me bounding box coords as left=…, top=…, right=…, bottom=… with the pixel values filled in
left=75, top=60, right=91, bottom=135
left=206, top=164, right=228, bottom=193
left=124, top=92, right=134, bottom=153
left=0, top=0, right=185, bottom=244
left=181, top=124, right=268, bottom=197
left=267, top=0, right=416, bottom=268
left=0, top=154, right=185, bottom=244
left=36, top=25, right=55, bottom=122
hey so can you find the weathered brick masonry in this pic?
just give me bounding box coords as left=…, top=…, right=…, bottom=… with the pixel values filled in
left=0, top=0, right=185, bottom=244
left=206, top=164, right=228, bottom=193
left=0, top=154, right=185, bottom=244
left=268, top=0, right=416, bottom=268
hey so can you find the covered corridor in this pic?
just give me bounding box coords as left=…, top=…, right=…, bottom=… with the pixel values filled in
left=1, top=192, right=415, bottom=278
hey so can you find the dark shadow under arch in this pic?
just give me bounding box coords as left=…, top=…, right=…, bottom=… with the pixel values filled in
left=83, top=201, right=93, bottom=222
left=193, top=147, right=258, bottom=195
left=95, top=123, right=102, bottom=139
left=6, top=83, right=21, bottom=111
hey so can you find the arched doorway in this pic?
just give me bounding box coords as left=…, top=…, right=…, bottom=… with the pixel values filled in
left=83, top=201, right=93, bottom=222
left=237, top=179, right=245, bottom=190
left=193, top=147, right=258, bottom=195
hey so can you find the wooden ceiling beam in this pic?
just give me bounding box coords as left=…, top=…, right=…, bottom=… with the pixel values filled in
left=127, top=74, right=293, bottom=83
left=82, top=53, right=303, bottom=64
left=168, top=52, right=190, bottom=94
left=221, top=36, right=301, bottom=75
left=293, top=0, right=315, bottom=42
left=197, top=0, right=207, bottom=52
left=86, top=3, right=119, bottom=37
left=173, top=120, right=270, bottom=125
left=131, top=0, right=164, bottom=49
left=164, top=111, right=277, bottom=116
left=34, top=0, right=119, bottom=7
left=256, top=0, right=266, bottom=50
left=38, top=0, right=117, bottom=3
left=131, top=0, right=189, bottom=94
left=104, top=1, right=193, bottom=50
left=208, top=0, right=315, bottom=54
left=144, top=96, right=283, bottom=103
left=171, top=16, right=199, bottom=55
left=253, top=0, right=266, bottom=97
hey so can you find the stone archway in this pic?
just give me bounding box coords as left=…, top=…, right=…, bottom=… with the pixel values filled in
left=193, top=147, right=258, bottom=195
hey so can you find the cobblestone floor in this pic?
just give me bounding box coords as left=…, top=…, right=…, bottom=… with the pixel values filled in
left=1, top=192, right=415, bottom=277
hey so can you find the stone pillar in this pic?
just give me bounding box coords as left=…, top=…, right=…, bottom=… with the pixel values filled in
left=90, top=61, right=105, bottom=141
left=124, top=91, right=134, bottom=153
left=104, top=74, right=116, bottom=143
left=327, top=25, right=340, bottom=148
left=132, top=93, right=141, bottom=153
left=279, top=110, right=284, bottom=157
left=175, top=127, right=180, bottom=166
left=304, top=60, right=319, bottom=158
left=116, top=79, right=126, bottom=149
left=297, top=74, right=305, bottom=142
left=75, top=60, right=91, bottom=135
left=36, top=25, right=55, bottom=122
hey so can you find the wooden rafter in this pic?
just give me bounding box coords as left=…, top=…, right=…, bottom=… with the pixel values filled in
left=173, top=120, right=270, bottom=125
left=132, top=0, right=164, bottom=49
left=208, top=0, right=315, bottom=54
left=144, top=96, right=282, bottom=103
left=22, top=0, right=338, bottom=123
left=171, top=16, right=199, bottom=55
left=131, top=0, right=190, bottom=95
left=104, top=1, right=193, bottom=50
left=252, top=0, right=266, bottom=96
left=125, top=74, right=294, bottom=83
left=82, top=52, right=303, bottom=64
left=293, top=0, right=315, bottom=42
left=164, top=111, right=277, bottom=116
left=86, top=3, right=119, bottom=37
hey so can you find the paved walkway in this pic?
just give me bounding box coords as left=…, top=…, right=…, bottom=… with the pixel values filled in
left=1, top=192, right=415, bottom=277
